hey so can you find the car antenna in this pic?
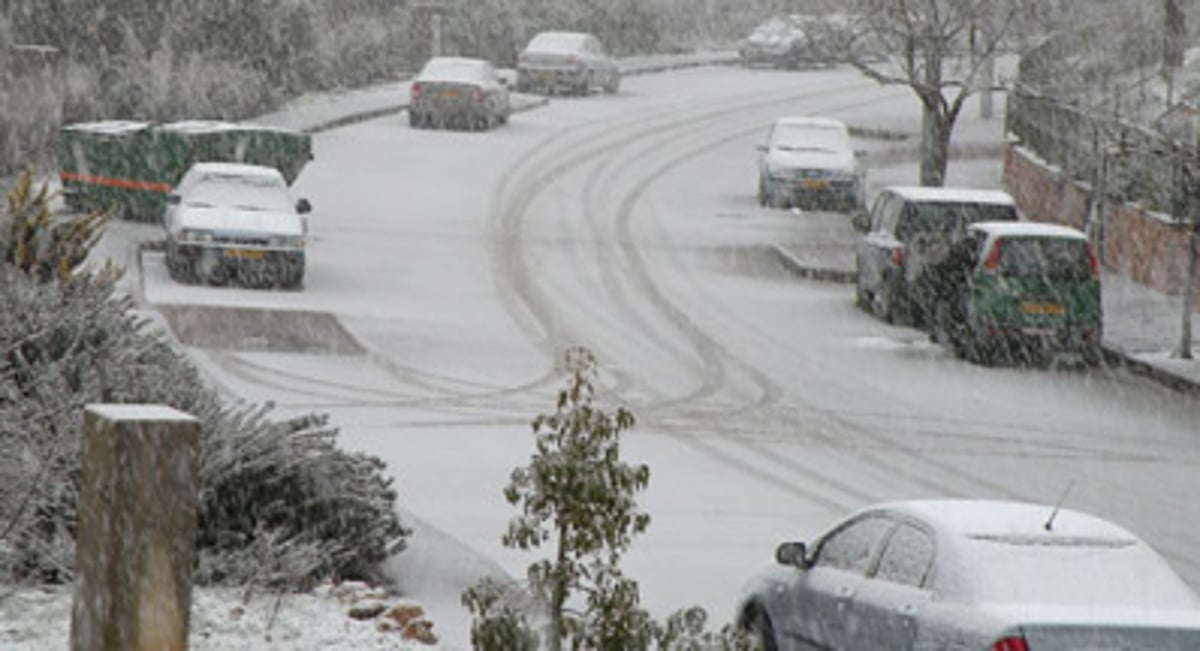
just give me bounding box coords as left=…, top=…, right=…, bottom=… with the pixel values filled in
left=1044, top=479, right=1076, bottom=532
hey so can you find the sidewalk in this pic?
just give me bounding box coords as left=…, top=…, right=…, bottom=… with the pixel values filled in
left=769, top=99, right=1200, bottom=394
left=252, top=52, right=739, bottom=134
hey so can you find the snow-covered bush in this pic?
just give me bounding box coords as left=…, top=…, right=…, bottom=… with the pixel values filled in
left=0, top=177, right=407, bottom=585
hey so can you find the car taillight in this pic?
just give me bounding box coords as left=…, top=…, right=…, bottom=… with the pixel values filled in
left=1085, top=241, right=1099, bottom=278
left=890, top=246, right=904, bottom=267
left=982, top=238, right=1002, bottom=273
left=991, top=636, right=1029, bottom=651
left=472, top=87, right=483, bottom=102
left=410, top=83, right=422, bottom=100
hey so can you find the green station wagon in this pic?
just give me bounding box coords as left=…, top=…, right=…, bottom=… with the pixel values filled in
left=930, top=222, right=1103, bottom=365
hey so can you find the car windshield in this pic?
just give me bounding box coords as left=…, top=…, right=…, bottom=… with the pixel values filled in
left=959, top=535, right=1198, bottom=608
left=997, top=237, right=1092, bottom=280
left=772, top=124, right=849, bottom=152
left=184, top=173, right=291, bottom=212
left=896, top=202, right=1018, bottom=241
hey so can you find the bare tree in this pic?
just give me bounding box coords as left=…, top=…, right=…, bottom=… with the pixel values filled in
left=821, top=0, right=1031, bottom=186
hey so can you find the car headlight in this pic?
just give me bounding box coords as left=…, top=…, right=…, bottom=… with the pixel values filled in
left=270, top=235, right=304, bottom=248
left=179, top=229, right=213, bottom=243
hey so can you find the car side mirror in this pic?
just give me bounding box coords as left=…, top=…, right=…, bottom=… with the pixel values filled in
left=165, top=193, right=181, bottom=206
left=854, top=149, right=867, bottom=159
left=851, top=210, right=870, bottom=233
left=775, top=541, right=809, bottom=569
left=756, top=144, right=768, bottom=153
left=296, top=198, right=312, bottom=214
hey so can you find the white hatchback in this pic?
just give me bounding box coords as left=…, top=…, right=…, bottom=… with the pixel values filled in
left=756, top=116, right=866, bottom=211
left=162, top=162, right=310, bottom=289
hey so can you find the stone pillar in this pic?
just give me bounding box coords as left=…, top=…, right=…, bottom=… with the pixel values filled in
left=71, top=405, right=201, bottom=651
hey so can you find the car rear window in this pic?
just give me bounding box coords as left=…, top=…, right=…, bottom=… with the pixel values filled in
left=997, top=237, right=1091, bottom=280
left=896, top=202, right=1018, bottom=241
left=957, top=535, right=1198, bottom=608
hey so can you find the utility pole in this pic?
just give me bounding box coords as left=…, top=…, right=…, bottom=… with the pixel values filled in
left=1182, top=163, right=1197, bottom=359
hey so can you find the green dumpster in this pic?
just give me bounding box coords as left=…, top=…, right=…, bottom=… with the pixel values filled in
left=59, top=120, right=313, bottom=221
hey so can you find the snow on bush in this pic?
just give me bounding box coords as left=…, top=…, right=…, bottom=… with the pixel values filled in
left=0, top=179, right=408, bottom=585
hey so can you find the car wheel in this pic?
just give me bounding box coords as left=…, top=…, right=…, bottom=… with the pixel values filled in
left=604, top=73, right=620, bottom=94
left=744, top=607, right=778, bottom=651
left=875, top=279, right=896, bottom=323
left=408, top=111, right=422, bottom=128
left=855, top=269, right=871, bottom=312
left=757, top=177, right=769, bottom=207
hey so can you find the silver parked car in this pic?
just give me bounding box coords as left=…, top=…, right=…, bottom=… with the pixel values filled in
left=756, top=116, right=865, bottom=211
left=516, top=31, right=619, bottom=96
left=737, top=500, right=1200, bottom=651
left=162, top=162, right=310, bottom=289
left=409, top=57, right=511, bottom=131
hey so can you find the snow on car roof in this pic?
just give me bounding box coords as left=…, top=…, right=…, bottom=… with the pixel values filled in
left=887, top=186, right=1015, bottom=205
left=184, top=161, right=286, bottom=181
left=158, top=120, right=296, bottom=135
left=417, top=57, right=492, bottom=83
left=774, top=116, right=848, bottom=131
left=970, top=221, right=1087, bottom=240
left=62, top=120, right=150, bottom=135
left=885, top=499, right=1132, bottom=539
left=527, top=31, right=591, bottom=52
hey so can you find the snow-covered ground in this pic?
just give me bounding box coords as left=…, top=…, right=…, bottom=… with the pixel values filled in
left=8, top=62, right=1200, bottom=650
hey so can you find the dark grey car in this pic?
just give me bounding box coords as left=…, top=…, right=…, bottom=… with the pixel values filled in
left=409, top=57, right=511, bottom=131
left=737, top=500, right=1200, bottom=651
left=516, top=31, right=620, bottom=96
left=854, top=186, right=1019, bottom=325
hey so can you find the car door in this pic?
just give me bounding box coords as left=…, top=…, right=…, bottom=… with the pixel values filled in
left=857, top=192, right=901, bottom=295
left=779, top=515, right=894, bottom=650
left=846, top=522, right=936, bottom=651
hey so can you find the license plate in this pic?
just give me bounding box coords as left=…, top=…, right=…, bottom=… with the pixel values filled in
left=439, top=89, right=460, bottom=98
left=223, top=248, right=265, bottom=260
left=1020, top=301, right=1065, bottom=315
left=538, top=71, right=552, bottom=80
left=799, top=179, right=830, bottom=190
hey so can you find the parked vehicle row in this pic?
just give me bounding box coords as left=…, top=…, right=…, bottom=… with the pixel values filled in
left=738, top=499, right=1200, bottom=650
left=852, top=186, right=1101, bottom=366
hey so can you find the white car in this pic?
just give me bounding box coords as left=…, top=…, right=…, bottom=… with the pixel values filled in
left=737, top=499, right=1200, bottom=650
left=516, top=31, right=619, bottom=96
left=756, top=116, right=865, bottom=211
left=162, top=162, right=310, bottom=289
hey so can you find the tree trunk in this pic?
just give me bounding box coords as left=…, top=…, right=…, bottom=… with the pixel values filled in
left=547, top=526, right=569, bottom=651
left=919, top=102, right=952, bottom=187
left=1182, top=221, right=1197, bottom=359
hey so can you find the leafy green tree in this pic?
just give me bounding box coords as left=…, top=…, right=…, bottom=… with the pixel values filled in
left=465, top=346, right=652, bottom=651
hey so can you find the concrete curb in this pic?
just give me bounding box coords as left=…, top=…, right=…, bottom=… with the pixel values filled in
left=770, top=244, right=856, bottom=284
left=302, top=95, right=552, bottom=135
left=1100, top=346, right=1200, bottom=397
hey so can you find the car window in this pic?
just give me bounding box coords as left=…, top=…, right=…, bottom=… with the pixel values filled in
left=814, top=515, right=894, bottom=574
left=895, top=202, right=1015, bottom=242
left=997, top=237, right=1091, bottom=280
left=873, top=523, right=935, bottom=588
left=874, top=194, right=900, bottom=235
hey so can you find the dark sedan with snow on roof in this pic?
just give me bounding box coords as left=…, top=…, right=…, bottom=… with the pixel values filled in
left=737, top=500, right=1200, bottom=651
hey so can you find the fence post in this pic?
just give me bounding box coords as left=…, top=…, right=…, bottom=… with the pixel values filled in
left=70, top=404, right=200, bottom=651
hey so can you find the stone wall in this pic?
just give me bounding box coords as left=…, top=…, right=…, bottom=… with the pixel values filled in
left=1003, top=143, right=1200, bottom=304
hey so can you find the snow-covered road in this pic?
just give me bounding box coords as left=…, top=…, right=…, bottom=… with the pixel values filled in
left=140, top=65, right=1200, bottom=648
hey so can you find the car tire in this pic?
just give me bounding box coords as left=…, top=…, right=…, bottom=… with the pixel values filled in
left=604, top=73, right=620, bottom=94
left=408, top=111, right=422, bottom=129
left=855, top=268, right=872, bottom=312
left=757, top=177, right=769, bottom=207
left=744, top=607, right=778, bottom=651
left=875, top=276, right=897, bottom=323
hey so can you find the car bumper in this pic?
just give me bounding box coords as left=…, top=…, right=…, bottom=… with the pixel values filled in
left=517, top=67, right=587, bottom=91
left=172, top=242, right=305, bottom=284
left=974, top=321, right=1103, bottom=354
left=770, top=177, right=861, bottom=208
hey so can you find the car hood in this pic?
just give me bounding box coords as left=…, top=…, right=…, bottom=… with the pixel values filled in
left=767, top=148, right=855, bottom=173
left=175, top=204, right=304, bottom=237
